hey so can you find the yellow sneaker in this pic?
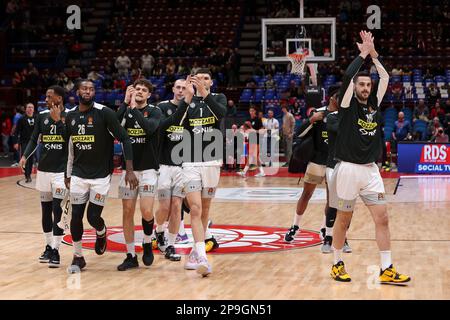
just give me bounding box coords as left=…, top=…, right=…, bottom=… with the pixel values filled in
left=379, top=265, right=411, bottom=284
left=330, top=261, right=351, bottom=282
left=205, top=237, right=219, bottom=253
left=152, top=238, right=157, bottom=250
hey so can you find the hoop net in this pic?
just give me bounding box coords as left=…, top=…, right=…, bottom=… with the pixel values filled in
left=287, top=50, right=309, bottom=75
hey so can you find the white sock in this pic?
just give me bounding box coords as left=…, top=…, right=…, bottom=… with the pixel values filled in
left=167, top=233, right=177, bottom=246
left=74, top=241, right=83, bottom=257
left=44, top=232, right=53, bottom=246
left=156, top=225, right=165, bottom=233
left=163, top=221, right=169, bottom=229
left=96, top=226, right=106, bottom=236
left=195, top=241, right=206, bottom=259
left=126, top=243, right=135, bottom=257
left=243, top=165, right=249, bottom=174
left=333, top=246, right=343, bottom=264
left=143, top=234, right=152, bottom=244
left=205, top=228, right=213, bottom=240
left=52, top=235, right=63, bottom=250
left=293, top=213, right=302, bottom=227
left=179, top=220, right=186, bottom=235
left=380, top=250, right=392, bottom=270
left=259, top=166, right=265, bottom=174
left=326, top=227, right=333, bottom=237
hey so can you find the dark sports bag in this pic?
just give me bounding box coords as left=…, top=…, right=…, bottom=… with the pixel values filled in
left=288, top=124, right=316, bottom=174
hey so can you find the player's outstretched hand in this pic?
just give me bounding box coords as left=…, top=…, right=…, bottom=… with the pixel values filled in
left=184, top=75, right=195, bottom=103
left=125, top=170, right=139, bottom=190
left=356, top=30, right=375, bottom=56
left=64, top=177, right=71, bottom=189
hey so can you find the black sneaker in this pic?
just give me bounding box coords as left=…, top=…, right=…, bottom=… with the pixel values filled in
left=164, top=245, right=181, bottom=261
left=39, top=245, right=52, bottom=263
left=155, top=231, right=166, bottom=252
left=284, top=225, right=299, bottom=243
left=67, top=255, right=86, bottom=273
left=117, top=253, right=139, bottom=271
left=142, top=242, right=154, bottom=266
left=48, top=248, right=60, bottom=268
left=95, top=227, right=107, bottom=255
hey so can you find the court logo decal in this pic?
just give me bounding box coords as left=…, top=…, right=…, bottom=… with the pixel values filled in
left=62, top=225, right=322, bottom=254
left=214, top=187, right=327, bottom=203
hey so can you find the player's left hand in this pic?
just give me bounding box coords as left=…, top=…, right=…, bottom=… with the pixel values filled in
left=129, top=91, right=137, bottom=109
left=125, top=170, right=138, bottom=190
left=191, top=76, right=208, bottom=98
left=49, top=102, right=62, bottom=122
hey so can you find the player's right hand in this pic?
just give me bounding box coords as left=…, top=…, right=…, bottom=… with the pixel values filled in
left=125, top=170, right=138, bottom=190
left=124, top=85, right=135, bottom=105
left=183, top=76, right=195, bottom=103
left=18, top=156, right=26, bottom=173
left=64, top=177, right=71, bottom=189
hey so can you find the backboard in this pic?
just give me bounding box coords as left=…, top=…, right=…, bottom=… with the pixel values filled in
left=261, top=18, right=336, bottom=63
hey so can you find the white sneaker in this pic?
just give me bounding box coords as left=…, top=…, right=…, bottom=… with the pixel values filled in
left=196, top=256, right=212, bottom=277
left=255, top=172, right=266, bottom=177
left=10, top=162, right=19, bottom=167
left=343, top=239, right=352, bottom=253
left=184, top=249, right=199, bottom=270
left=237, top=171, right=246, bottom=178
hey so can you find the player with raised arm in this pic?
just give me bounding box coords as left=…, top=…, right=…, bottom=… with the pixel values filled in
left=20, top=85, right=68, bottom=267
left=65, top=79, right=138, bottom=273
left=116, top=79, right=162, bottom=271
left=329, top=31, right=410, bottom=284
left=161, top=70, right=226, bottom=276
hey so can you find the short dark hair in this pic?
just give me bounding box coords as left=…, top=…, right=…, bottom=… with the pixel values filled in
left=194, top=68, right=212, bottom=77
left=353, top=71, right=371, bottom=83
left=133, top=79, right=153, bottom=93
left=76, top=79, right=94, bottom=90
left=328, top=85, right=340, bottom=98
left=48, top=85, right=66, bottom=101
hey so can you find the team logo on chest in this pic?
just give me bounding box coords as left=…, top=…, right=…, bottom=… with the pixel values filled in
left=44, top=118, right=49, bottom=125
left=87, top=116, right=94, bottom=126
left=144, top=111, right=148, bottom=117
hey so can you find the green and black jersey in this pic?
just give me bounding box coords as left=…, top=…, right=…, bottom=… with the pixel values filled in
left=65, top=102, right=133, bottom=179
left=23, top=109, right=67, bottom=173
left=158, top=100, right=184, bottom=166
left=117, top=103, right=161, bottom=171
left=326, top=111, right=338, bottom=169
left=161, top=93, right=227, bottom=163
left=335, top=55, right=389, bottom=164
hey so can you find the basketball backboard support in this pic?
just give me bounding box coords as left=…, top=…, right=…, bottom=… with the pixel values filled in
left=261, top=18, right=336, bottom=63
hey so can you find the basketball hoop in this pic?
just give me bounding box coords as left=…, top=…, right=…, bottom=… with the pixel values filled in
left=287, top=50, right=308, bottom=76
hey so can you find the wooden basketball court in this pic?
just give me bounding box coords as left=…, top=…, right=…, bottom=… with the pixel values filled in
left=0, top=170, right=448, bottom=300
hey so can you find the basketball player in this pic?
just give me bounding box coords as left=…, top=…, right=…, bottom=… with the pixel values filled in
left=156, top=79, right=187, bottom=261
left=321, top=85, right=352, bottom=254
left=284, top=99, right=352, bottom=251
left=65, top=79, right=138, bottom=272
left=116, top=79, right=161, bottom=271
left=19, top=85, right=67, bottom=267
left=161, top=70, right=226, bottom=276
left=329, top=31, right=410, bottom=283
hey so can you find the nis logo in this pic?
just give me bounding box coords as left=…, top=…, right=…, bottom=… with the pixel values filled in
left=421, top=144, right=449, bottom=163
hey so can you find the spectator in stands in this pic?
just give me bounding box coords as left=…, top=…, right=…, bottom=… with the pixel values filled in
left=12, top=71, right=22, bottom=87
left=430, top=102, right=446, bottom=123
left=191, top=61, right=201, bottom=74
left=69, top=40, right=82, bottom=60
left=65, top=96, right=77, bottom=110
left=414, top=99, right=429, bottom=121
left=102, top=66, right=114, bottom=91
left=176, top=58, right=190, bottom=76
left=430, top=127, right=449, bottom=143
left=130, top=62, right=141, bottom=81
left=66, top=65, right=81, bottom=80
left=265, top=74, right=276, bottom=89
left=391, top=81, right=403, bottom=100
left=392, top=111, right=412, bottom=143
left=391, top=65, right=403, bottom=76
left=424, top=68, right=434, bottom=80
left=152, top=59, right=165, bottom=76
left=226, top=100, right=237, bottom=118
left=281, top=105, right=295, bottom=166
left=1, top=110, right=12, bottom=157
left=445, top=98, right=450, bottom=114
left=141, top=49, right=155, bottom=77
left=166, top=59, right=176, bottom=75
left=428, top=117, right=443, bottom=139
left=427, top=83, right=441, bottom=105
left=252, top=63, right=265, bottom=77
left=115, top=50, right=131, bottom=77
